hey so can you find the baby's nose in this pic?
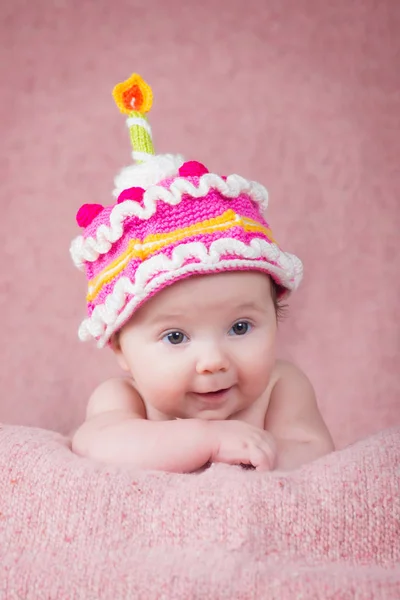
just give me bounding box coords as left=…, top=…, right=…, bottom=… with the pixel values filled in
left=195, top=345, right=230, bottom=374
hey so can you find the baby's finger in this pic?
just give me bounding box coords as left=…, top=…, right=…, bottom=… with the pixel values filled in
left=213, top=446, right=253, bottom=467
left=249, top=445, right=272, bottom=472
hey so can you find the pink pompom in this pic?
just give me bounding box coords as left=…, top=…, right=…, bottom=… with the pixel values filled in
left=178, top=161, right=209, bottom=178
left=76, top=203, right=104, bottom=228
left=117, top=187, right=145, bottom=204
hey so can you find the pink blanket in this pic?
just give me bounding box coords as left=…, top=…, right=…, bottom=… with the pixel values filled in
left=1, top=425, right=399, bottom=599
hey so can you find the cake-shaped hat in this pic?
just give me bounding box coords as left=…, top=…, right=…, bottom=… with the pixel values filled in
left=70, top=73, right=303, bottom=347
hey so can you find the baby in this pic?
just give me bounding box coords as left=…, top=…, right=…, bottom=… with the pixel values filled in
left=70, top=73, right=334, bottom=472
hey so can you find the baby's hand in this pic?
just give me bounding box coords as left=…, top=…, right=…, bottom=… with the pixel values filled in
left=208, top=420, right=276, bottom=471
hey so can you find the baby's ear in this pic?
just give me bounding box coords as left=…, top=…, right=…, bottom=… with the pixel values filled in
left=110, top=334, right=130, bottom=372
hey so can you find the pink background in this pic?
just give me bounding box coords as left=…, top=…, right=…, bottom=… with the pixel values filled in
left=1, top=0, right=399, bottom=449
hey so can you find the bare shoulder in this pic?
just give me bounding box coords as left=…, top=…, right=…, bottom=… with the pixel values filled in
left=266, top=360, right=333, bottom=446
left=85, top=377, right=146, bottom=420
left=267, top=359, right=317, bottom=414
left=266, top=360, right=317, bottom=425
left=271, top=359, right=313, bottom=389
left=72, top=377, right=146, bottom=456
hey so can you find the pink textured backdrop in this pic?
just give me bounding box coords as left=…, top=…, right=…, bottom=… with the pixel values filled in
left=0, top=0, right=399, bottom=449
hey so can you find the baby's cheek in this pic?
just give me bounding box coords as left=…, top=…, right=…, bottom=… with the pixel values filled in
left=146, top=368, right=183, bottom=403
left=245, top=353, right=275, bottom=392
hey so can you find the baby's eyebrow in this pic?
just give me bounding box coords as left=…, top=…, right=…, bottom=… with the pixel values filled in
left=233, top=301, right=266, bottom=312
left=148, top=302, right=268, bottom=326
left=149, top=312, right=186, bottom=325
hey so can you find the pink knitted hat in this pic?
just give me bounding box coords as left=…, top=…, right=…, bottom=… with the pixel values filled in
left=70, top=74, right=303, bottom=348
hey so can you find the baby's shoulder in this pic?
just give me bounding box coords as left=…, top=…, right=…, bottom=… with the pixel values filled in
left=85, top=377, right=146, bottom=420
left=246, top=361, right=308, bottom=423
left=271, top=359, right=308, bottom=383
left=265, top=360, right=312, bottom=401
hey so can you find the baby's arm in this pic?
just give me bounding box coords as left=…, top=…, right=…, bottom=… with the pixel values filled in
left=72, top=378, right=214, bottom=472
left=265, top=362, right=335, bottom=470
left=72, top=378, right=275, bottom=472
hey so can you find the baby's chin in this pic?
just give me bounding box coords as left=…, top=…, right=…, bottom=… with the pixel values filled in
left=194, top=411, right=228, bottom=421
left=177, top=407, right=236, bottom=421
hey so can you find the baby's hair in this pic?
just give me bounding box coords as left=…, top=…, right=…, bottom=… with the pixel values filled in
left=270, top=278, right=288, bottom=322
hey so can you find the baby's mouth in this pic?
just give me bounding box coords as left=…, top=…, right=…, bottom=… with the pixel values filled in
left=193, top=387, right=232, bottom=403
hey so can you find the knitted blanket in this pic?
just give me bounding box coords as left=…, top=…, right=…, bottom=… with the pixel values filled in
left=0, top=425, right=399, bottom=599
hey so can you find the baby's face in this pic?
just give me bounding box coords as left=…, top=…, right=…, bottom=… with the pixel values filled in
left=115, top=271, right=277, bottom=420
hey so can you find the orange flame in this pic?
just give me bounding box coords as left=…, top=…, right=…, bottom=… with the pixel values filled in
left=112, top=73, right=153, bottom=115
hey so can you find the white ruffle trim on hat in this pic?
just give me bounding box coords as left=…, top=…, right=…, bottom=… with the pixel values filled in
left=113, top=153, right=185, bottom=197
left=70, top=173, right=269, bottom=270
left=77, top=237, right=303, bottom=347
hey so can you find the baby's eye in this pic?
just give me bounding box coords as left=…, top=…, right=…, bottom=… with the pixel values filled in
left=229, top=321, right=252, bottom=336
left=163, top=331, right=188, bottom=345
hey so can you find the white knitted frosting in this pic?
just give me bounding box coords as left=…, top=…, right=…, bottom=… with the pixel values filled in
left=113, top=153, right=184, bottom=197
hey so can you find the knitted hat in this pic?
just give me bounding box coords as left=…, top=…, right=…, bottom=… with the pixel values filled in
left=70, top=73, right=303, bottom=348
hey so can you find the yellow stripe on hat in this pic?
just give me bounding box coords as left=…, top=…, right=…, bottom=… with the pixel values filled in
left=86, top=210, right=276, bottom=302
